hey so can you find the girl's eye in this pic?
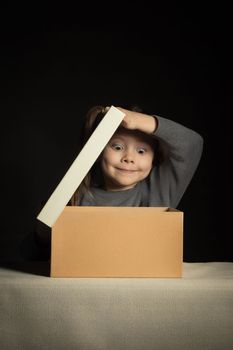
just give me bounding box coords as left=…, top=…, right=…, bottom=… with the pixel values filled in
left=137, top=148, right=147, bottom=154
left=111, top=143, right=124, bottom=151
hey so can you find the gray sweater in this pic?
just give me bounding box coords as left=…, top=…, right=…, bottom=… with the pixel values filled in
left=79, top=116, right=204, bottom=208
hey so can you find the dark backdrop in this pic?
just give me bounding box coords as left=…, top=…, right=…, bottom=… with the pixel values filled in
left=1, top=4, right=232, bottom=263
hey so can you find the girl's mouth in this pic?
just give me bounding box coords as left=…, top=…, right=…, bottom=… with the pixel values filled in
left=116, top=168, right=138, bottom=174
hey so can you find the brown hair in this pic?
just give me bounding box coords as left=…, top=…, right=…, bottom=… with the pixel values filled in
left=70, top=105, right=163, bottom=206
left=70, top=106, right=106, bottom=205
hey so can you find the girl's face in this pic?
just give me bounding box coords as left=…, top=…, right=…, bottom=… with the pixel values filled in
left=100, top=129, right=154, bottom=191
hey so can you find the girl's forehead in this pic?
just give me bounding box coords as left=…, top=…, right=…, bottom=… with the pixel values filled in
left=110, top=128, right=154, bottom=146
left=111, top=134, right=145, bottom=144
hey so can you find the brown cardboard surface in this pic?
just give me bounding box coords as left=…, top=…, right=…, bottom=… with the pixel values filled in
left=51, top=206, right=183, bottom=278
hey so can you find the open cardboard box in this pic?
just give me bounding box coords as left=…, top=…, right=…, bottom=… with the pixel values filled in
left=37, top=106, right=183, bottom=278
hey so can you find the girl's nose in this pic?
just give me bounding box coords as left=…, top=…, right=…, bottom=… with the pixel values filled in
left=121, top=151, right=135, bottom=163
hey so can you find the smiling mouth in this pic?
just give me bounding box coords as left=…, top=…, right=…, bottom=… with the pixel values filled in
left=116, top=168, right=138, bottom=173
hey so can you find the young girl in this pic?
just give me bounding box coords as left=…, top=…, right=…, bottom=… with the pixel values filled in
left=25, top=105, right=203, bottom=260
left=70, top=105, right=204, bottom=209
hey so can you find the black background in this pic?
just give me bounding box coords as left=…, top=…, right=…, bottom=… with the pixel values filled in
left=1, top=4, right=232, bottom=263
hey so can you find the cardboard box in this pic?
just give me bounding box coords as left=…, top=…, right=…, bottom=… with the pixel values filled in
left=51, top=206, right=183, bottom=278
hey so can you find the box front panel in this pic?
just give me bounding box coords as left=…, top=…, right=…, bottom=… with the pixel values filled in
left=51, top=207, right=183, bottom=277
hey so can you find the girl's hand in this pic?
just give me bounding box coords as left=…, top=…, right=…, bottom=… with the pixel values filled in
left=116, top=107, right=157, bottom=134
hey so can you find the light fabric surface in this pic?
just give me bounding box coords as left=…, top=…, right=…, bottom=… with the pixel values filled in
left=0, top=262, right=233, bottom=350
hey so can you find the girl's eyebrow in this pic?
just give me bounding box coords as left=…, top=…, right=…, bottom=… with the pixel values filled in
left=111, top=135, right=151, bottom=145
left=109, top=136, right=126, bottom=143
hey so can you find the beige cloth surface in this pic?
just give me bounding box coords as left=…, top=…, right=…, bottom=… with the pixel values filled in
left=0, top=262, right=233, bottom=350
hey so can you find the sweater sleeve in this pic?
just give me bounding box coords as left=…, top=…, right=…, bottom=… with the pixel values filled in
left=148, top=115, right=204, bottom=208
